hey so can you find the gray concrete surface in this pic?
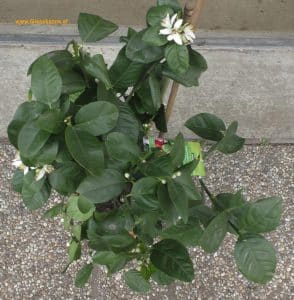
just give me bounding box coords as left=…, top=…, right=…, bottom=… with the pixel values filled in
left=0, top=28, right=293, bottom=142
left=1, top=142, right=293, bottom=299
left=1, top=0, right=294, bottom=31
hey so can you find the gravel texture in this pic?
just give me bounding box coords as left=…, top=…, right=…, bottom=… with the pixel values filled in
left=0, top=142, right=293, bottom=299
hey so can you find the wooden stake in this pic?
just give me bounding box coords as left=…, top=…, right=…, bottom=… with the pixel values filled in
left=159, top=0, right=206, bottom=137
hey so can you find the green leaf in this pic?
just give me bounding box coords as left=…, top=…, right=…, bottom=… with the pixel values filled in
left=75, top=101, right=119, bottom=136
left=233, top=197, right=282, bottom=233
left=140, top=155, right=173, bottom=177
left=82, top=54, right=112, bottom=89
left=102, top=232, right=135, bottom=252
left=142, top=25, right=168, bottom=46
left=106, top=132, right=140, bottom=162
left=60, top=70, right=86, bottom=94
left=154, top=104, right=167, bottom=133
left=131, top=177, right=159, bottom=211
left=150, top=239, right=194, bottom=282
left=75, top=264, right=93, bottom=288
left=215, top=190, right=245, bottom=211
left=68, top=239, right=81, bottom=262
left=163, top=49, right=207, bottom=87
left=185, top=113, right=226, bottom=141
left=65, top=126, right=104, bottom=176
left=66, top=195, right=95, bottom=222
left=22, top=171, right=51, bottom=210
left=31, top=56, right=62, bottom=105
left=126, top=30, right=164, bottom=64
left=43, top=203, right=65, bottom=218
left=216, top=133, right=245, bottom=154
left=165, top=44, right=189, bottom=74
left=157, top=183, right=178, bottom=223
left=36, top=109, right=65, bottom=134
left=93, top=251, right=128, bottom=275
left=109, top=47, right=146, bottom=90
left=157, top=0, right=181, bottom=10
left=147, top=5, right=174, bottom=26
left=151, top=269, right=175, bottom=285
left=200, top=212, right=228, bottom=253
left=27, top=50, right=74, bottom=75
left=167, top=179, right=188, bottom=223
left=170, top=133, right=185, bottom=168
left=161, top=220, right=203, bottom=246
left=7, top=102, right=47, bottom=148
left=124, top=270, right=151, bottom=293
left=12, top=169, right=24, bottom=193
left=78, top=13, right=118, bottom=42
left=49, top=161, right=84, bottom=195
left=72, top=224, right=82, bottom=240
left=234, top=234, right=276, bottom=283
left=18, top=121, right=50, bottom=158
left=137, top=73, right=162, bottom=114
left=77, top=169, right=126, bottom=203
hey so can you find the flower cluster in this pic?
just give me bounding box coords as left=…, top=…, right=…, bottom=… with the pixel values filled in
left=159, top=13, right=195, bottom=45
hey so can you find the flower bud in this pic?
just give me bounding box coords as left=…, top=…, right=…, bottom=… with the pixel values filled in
left=176, top=171, right=182, bottom=177
left=124, top=173, right=130, bottom=179
left=161, top=179, right=167, bottom=184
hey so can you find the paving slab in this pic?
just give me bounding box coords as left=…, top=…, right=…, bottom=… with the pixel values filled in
left=0, top=142, right=293, bottom=299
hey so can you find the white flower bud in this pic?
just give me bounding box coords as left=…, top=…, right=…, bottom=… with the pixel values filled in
left=124, top=173, right=130, bottom=179
left=142, top=159, right=146, bottom=163
left=161, top=179, right=167, bottom=184
left=172, top=174, right=177, bottom=179
left=176, top=171, right=182, bottom=177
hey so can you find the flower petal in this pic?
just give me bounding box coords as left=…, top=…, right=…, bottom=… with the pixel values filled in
left=160, top=28, right=172, bottom=35
left=171, top=14, right=178, bottom=26
left=174, top=19, right=183, bottom=30
left=173, top=33, right=183, bottom=45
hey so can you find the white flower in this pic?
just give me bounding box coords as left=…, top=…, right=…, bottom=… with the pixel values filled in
left=159, top=13, right=195, bottom=45
left=12, top=152, right=30, bottom=175
left=35, top=165, right=54, bottom=181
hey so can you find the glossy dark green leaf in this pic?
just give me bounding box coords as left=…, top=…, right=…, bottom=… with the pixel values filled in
left=157, top=0, right=181, bottom=10
left=234, top=234, right=276, bottom=283
left=147, top=5, right=174, bottom=26
left=126, top=30, right=164, bottom=64
left=151, top=269, right=175, bottom=285
left=157, top=183, right=178, bottom=223
left=140, top=155, right=173, bottom=177
left=167, top=179, right=189, bottom=223
left=150, top=239, right=194, bottom=282
left=200, top=212, right=228, bottom=253
left=124, top=270, right=151, bottom=293
left=60, top=70, right=86, bottom=94
left=185, top=113, right=226, bottom=141
left=27, top=50, right=74, bottom=75
left=66, top=195, right=95, bottom=221
left=21, top=171, right=51, bottom=210
left=163, top=49, right=207, bottom=87
left=233, top=197, right=282, bottom=233
left=142, top=25, right=168, bottom=46
left=93, top=251, right=122, bottom=265
left=49, top=161, right=84, bottom=195
left=217, top=133, right=245, bottom=154
left=154, top=104, right=167, bottom=133
left=75, top=264, right=93, bottom=288
left=165, top=44, right=189, bottom=74
left=82, top=54, right=112, bottom=89
left=131, top=177, right=159, bottom=211
left=36, top=109, right=65, bottom=134
left=43, top=203, right=65, bottom=218
left=75, top=101, right=119, bottom=136
left=77, top=169, right=126, bottom=203
left=109, top=47, right=145, bottom=89
left=12, top=169, right=24, bottom=193
left=102, top=232, right=135, bottom=252
left=18, top=121, right=50, bottom=158
left=161, top=220, right=203, bottom=246
left=31, top=56, right=62, bottom=105
left=170, top=133, right=185, bottom=168
left=78, top=13, right=118, bottom=42
left=7, top=102, right=48, bottom=148
left=215, top=190, right=245, bottom=211
left=106, top=132, right=140, bottom=162
left=65, top=126, right=104, bottom=176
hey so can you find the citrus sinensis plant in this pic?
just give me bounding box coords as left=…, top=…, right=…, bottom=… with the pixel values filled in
left=8, top=0, right=282, bottom=292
